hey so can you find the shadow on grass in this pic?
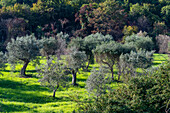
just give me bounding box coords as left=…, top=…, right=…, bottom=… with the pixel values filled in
left=0, top=69, right=37, bottom=74
left=0, top=103, right=30, bottom=112
left=77, top=77, right=87, bottom=82
left=0, top=79, right=47, bottom=91
left=0, top=79, right=72, bottom=104
left=153, top=62, right=162, bottom=66
left=0, top=69, right=39, bottom=78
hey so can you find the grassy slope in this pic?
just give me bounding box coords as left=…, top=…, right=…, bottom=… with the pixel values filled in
left=0, top=54, right=168, bottom=113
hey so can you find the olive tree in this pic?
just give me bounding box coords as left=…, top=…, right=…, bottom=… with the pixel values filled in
left=40, top=37, right=59, bottom=60
left=37, top=58, right=69, bottom=98
left=78, top=62, right=170, bottom=113
left=69, top=33, right=113, bottom=69
left=85, top=66, right=110, bottom=97
left=119, top=49, right=155, bottom=82
left=40, top=32, right=67, bottom=60
left=66, top=48, right=87, bottom=86
left=6, top=35, right=40, bottom=76
left=93, top=41, right=133, bottom=80
left=125, top=33, right=154, bottom=51
left=84, top=33, right=114, bottom=69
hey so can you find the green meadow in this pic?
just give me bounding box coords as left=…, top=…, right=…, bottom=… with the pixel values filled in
left=0, top=54, right=168, bottom=113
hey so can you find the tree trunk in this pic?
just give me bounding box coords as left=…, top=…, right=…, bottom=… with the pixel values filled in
left=117, top=63, right=121, bottom=81
left=110, top=67, right=114, bottom=80
left=46, top=55, right=50, bottom=60
left=86, top=54, right=94, bottom=69
left=86, top=60, right=90, bottom=69
left=53, top=85, right=59, bottom=98
left=21, top=60, right=29, bottom=76
left=72, top=70, right=77, bottom=86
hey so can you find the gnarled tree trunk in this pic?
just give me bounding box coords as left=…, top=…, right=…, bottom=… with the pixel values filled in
left=110, top=67, right=114, bottom=80
left=53, top=85, right=59, bottom=98
left=117, top=62, right=121, bottom=81
left=86, top=60, right=90, bottom=70
left=86, top=54, right=94, bottom=69
left=72, top=70, right=77, bottom=86
left=21, top=60, right=29, bottom=76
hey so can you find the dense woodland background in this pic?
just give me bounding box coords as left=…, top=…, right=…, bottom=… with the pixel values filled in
left=0, top=0, right=169, bottom=51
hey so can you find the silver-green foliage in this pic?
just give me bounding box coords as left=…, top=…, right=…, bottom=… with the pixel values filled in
left=94, top=41, right=133, bottom=56
left=37, top=58, right=69, bottom=97
left=125, top=34, right=154, bottom=51
left=69, top=33, right=114, bottom=69
left=6, top=35, right=40, bottom=64
left=120, top=49, right=155, bottom=68
left=66, top=47, right=87, bottom=71
left=40, top=37, right=59, bottom=58
left=84, top=33, right=114, bottom=50
left=56, top=32, right=70, bottom=44
left=85, top=66, right=110, bottom=96
left=93, top=41, right=134, bottom=80
left=119, top=49, right=155, bottom=82
left=66, top=47, right=87, bottom=85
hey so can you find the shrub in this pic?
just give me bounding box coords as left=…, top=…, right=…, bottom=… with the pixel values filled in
left=77, top=61, right=170, bottom=113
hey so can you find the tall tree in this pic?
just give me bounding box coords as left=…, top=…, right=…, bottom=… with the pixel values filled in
left=6, top=35, right=40, bottom=76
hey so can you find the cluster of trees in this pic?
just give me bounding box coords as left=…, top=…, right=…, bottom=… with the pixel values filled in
left=0, top=31, right=155, bottom=97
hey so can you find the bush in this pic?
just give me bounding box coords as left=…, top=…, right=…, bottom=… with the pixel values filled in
left=77, top=61, right=170, bottom=113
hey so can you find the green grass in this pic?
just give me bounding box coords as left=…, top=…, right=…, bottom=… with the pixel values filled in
left=0, top=54, right=168, bottom=113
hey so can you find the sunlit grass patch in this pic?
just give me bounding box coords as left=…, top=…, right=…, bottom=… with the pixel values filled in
left=0, top=54, right=168, bottom=112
